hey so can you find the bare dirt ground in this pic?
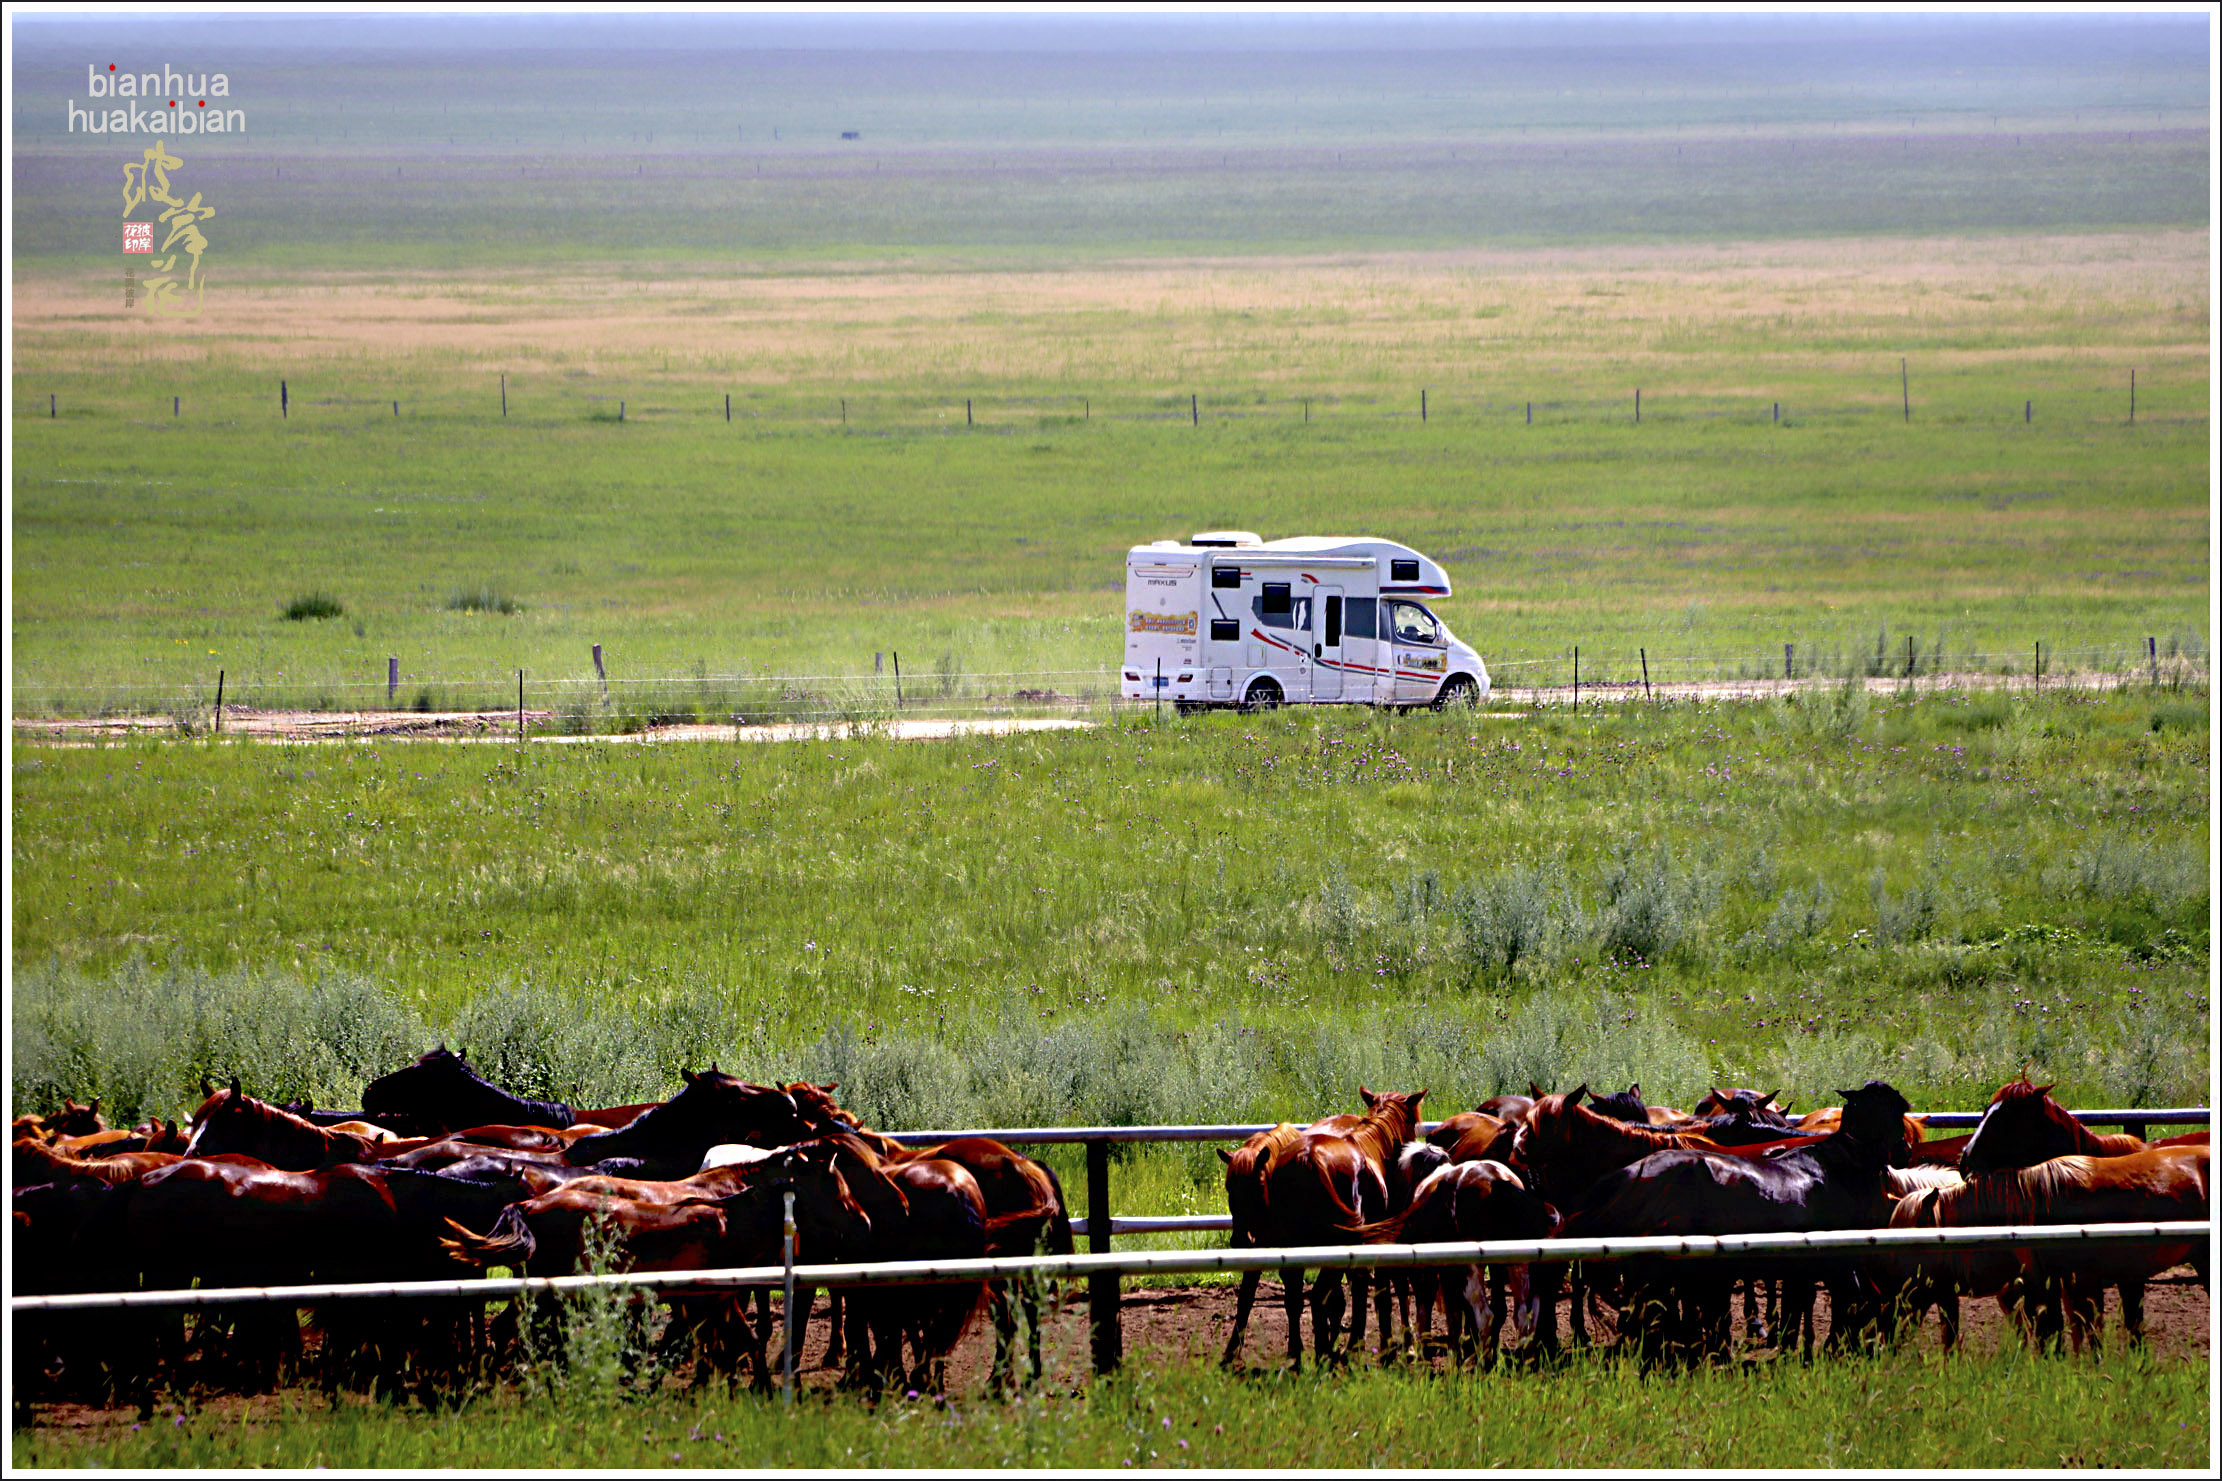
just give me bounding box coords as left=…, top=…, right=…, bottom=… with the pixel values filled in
left=9, top=669, right=2189, bottom=747
left=17, top=1270, right=2207, bottom=1440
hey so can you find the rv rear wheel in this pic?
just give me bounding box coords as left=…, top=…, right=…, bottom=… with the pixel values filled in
left=1433, top=674, right=1480, bottom=711
left=1241, top=678, right=1284, bottom=713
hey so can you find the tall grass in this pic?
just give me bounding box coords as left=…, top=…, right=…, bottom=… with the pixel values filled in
left=12, top=1348, right=2208, bottom=1470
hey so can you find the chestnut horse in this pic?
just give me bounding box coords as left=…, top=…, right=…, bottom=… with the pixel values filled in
left=1358, top=1160, right=1559, bottom=1366
left=1890, top=1145, right=2208, bottom=1353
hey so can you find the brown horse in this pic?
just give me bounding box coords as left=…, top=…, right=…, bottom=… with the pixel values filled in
left=1253, top=1087, right=1428, bottom=1369
left=10, top=1138, right=183, bottom=1190
left=1358, top=1160, right=1559, bottom=1365
left=1890, top=1145, right=2208, bottom=1353
left=1217, top=1122, right=1306, bottom=1367
left=184, top=1082, right=386, bottom=1169
left=1958, top=1079, right=2149, bottom=1174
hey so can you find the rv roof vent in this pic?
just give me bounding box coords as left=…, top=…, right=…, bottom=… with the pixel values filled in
left=1190, top=530, right=1263, bottom=548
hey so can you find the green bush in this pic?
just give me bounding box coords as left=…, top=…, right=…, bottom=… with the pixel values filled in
left=281, top=591, right=344, bottom=622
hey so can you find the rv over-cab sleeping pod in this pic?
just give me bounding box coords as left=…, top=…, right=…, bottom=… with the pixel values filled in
left=1120, top=532, right=1491, bottom=711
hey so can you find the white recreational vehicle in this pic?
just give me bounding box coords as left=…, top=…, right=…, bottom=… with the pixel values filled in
left=1120, top=532, right=1491, bottom=711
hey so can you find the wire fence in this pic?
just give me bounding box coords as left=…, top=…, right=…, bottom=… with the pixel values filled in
left=9, top=640, right=2209, bottom=734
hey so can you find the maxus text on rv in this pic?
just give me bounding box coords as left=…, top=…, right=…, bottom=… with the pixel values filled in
left=1121, top=532, right=1491, bottom=711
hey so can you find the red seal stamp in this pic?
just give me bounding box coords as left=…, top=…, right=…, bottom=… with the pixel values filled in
left=123, top=221, right=154, bottom=252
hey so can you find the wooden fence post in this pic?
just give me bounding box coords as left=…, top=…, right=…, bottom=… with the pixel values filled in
left=1901, top=358, right=1909, bottom=422
left=1191, top=393, right=1198, bottom=427
left=501, top=374, right=507, bottom=417
left=725, top=393, right=731, bottom=423
left=1635, top=388, right=1641, bottom=424
left=281, top=381, right=288, bottom=419
left=388, top=657, right=399, bottom=705
left=213, top=669, right=224, bottom=734
left=893, top=651, right=903, bottom=708
left=1087, top=1138, right=1121, bottom=1373
left=1421, top=388, right=1427, bottom=423
left=2129, top=369, right=2136, bottom=425
left=1640, top=648, right=1651, bottom=701
left=173, top=396, right=180, bottom=417
left=1907, top=635, right=1916, bottom=677
left=593, top=643, right=606, bottom=699
left=517, top=670, right=525, bottom=741
left=1572, top=645, right=1580, bottom=711
left=966, top=399, right=972, bottom=427
left=2148, top=636, right=2158, bottom=686
left=1785, top=643, right=1794, bottom=680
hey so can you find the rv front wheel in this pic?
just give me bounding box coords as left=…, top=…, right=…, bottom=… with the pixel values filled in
left=1433, top=674, right=1480, bottom=711
left=1241, top=678, right=1284, bottom=713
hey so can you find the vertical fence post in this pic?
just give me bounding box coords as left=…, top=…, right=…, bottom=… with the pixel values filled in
left=174, top=396, right=180, bottom=417
left=501, top=374, right=507, bottom=417
left=1421, top=388, right=1427, bottom=423
left=2148, top=636, right=2158, bottom=687
left=1773, top=401, right=1779, bottom=423
left=393, top=401, right=399, bottom=419
left=281, top=381, right=288, bottom=419
left=966, top=399, right=972, bottom=427
left=213, top=669, right=224, bottom=734
left=517, top=670, right=525, bottom=742
left=2025, top=400, right=2031, bottom=424
left=1155, top=658, right=1162, bottom=718
left=1785, top=643, right=1794, bottom=681
left=50, top=394, right=56, bottom=419
left=782, top=1189, right=798, bottom=1404
left=1085, top=397, right=1090, bottom=421
left=592, top=643, right=607, bottom=700
left=1635, top=388, right=1641, bottom=424
left=618, top=400, right=625, bottom=422
left=892, top=651, right=903, bottom=709
left=1640, top=648, right=1651, bottom=702
left=1304, top=398, right=1310, bottom=424
left=1191, top=393, right=1198, bottom=427
left=387, top=657, right=399, bottom=706
left=2034, top=640, right=2042, bottom=693
left=2129, top=368, right=2136, bottom=425
left=1087, top=1138, right=1121, bottom=1374
left=725, top=393, right=731, bottom=423
left=1526, top=401, right=1532, bottom=426
left=1907, top=635, right=1916, bottom=678
left=1572, top=645, right=1579, bottom=711
left=841, top=397, right=847, bottom=425
left=1901, top=358, right=1909, bottom=422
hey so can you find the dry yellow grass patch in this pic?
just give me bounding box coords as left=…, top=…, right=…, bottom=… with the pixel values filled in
left=12, top=230, right=2207, bottom=387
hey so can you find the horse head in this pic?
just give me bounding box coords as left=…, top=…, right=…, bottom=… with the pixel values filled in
left=1960, top=1077, right=2082, bottom=1176
left=1836, top=1081, right=1915, bottom=1166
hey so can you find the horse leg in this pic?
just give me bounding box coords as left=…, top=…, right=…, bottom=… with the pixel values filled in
left=2120, top=1278, right=2148, bottom=1349
left=1470, top=1266, right=1501, bottom=1369
left=1221, top=1270, right=1261, bottom=1367
left=1314, top=1271, right=1346, bottom=1365
left=822, top=1289, right=845, bottom=1370
left=1568, top=1265, right=1591, bottom=1347
left=1345, top=1267, right=1372, bottom=1360
left=1282, top=1269, right=1307, bottom=1371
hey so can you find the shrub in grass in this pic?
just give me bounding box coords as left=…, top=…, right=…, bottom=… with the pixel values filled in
left=446, top=585, right=522, bottom=615
left=281, top=591, right=344, bottom=621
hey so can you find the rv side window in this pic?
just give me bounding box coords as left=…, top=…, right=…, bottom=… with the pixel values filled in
left=1261, top=583, right=1291, bottom=617
left=1211, top=565, right=1242, bottom=590
left=1345, top=597, right=1376, bottom=640
left=1210, top=618, right=1240, bottom=643
left=1323, top=595, right=1343, bottom=647
left=1391, top=558, right=1420, bottom=583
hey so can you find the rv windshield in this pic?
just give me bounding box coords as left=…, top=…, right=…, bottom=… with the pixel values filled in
left=1388, top=601, right=1442, bottom=646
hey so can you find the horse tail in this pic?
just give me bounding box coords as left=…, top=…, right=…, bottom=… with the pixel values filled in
left=1036, top=1158, right=1075, bottom=1256
left=1353, top=1206, right=1413, bottom=1245
left=439, top=1207, right=536, bottom=1269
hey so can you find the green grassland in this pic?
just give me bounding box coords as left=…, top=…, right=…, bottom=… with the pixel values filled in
left=14, top=689, right=2208, bottom=1128
left=9, top=244, right=2211, bottom=716
left=12, top=1348, right=2209, bottom=1470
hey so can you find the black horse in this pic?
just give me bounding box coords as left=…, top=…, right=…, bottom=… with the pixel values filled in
left=360, top=1047, right=578, bottom=1135
left=1558, top=1080, right=1913, bottom=1363
left=561, top=1067, right=818, bottom=1180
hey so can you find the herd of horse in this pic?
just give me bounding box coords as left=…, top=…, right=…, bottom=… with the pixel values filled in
left=1223, top=1078, right=2209, bottom=1370
left=9, top=1051, right=2212, bottom=1414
